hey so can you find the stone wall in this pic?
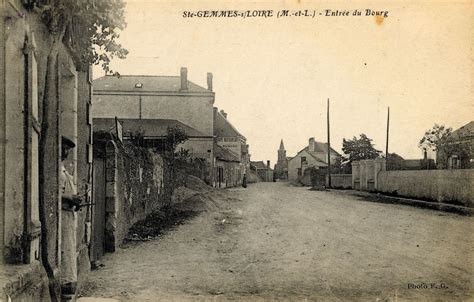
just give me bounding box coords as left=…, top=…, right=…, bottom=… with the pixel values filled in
left=2, top=1, right=27, bottom=264
left=299, top=171, right=311, bottom=186
left=377, top=170, right=474, bottom=207
left=351, top=159, right=386, bottom=192
left=352, top=159, right=473, bottom=207
left=329, top=174, right=352, bottom=189
left=0, top=0, right=5, bottom=263
left=104, top=142, right=166, bottom=251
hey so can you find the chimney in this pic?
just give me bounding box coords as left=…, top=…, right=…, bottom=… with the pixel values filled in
left=207, top=72, right=213, bottom=91
left=309, top=137, right=315, bottom=152
left=180, top=67, right=188, bottom=90
left=267, top=160, right=270, bottom=168
left=220, top=110, right=227, bottom=119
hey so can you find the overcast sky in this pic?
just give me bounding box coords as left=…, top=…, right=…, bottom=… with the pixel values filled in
left=93, top=0, right=473, bottom=165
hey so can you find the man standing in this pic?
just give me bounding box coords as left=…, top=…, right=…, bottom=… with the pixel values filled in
left=60, top=136, right=82, bottom=301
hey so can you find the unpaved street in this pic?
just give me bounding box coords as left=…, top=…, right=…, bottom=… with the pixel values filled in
left=81, top=182, right=473, bottom=301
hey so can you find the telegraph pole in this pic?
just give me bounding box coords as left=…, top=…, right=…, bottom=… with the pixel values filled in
left=327, top=98, right=331, bottom=188
left=385, top=107, right=390, bottom=165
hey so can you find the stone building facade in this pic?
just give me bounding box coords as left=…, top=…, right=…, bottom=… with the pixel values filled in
left=213, top=108, right=249, bottom=187
left=1, top=1, right=93, bottom=300
left=92, top=69, right=216, bottom=181
left=250, top=160, right=274, bottom=182
left=214, top=145, right=241, bottom=188
left=436, top=121, right=473, bottom=169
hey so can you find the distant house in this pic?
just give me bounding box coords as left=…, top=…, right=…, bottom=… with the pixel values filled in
left=250, top=160, right=273, bottom=182
left=437, top=121, right=474, bottom=169
left=288, top=137, right=340, bottom=183
left=213, top=108, right=250, bottom=187
left=387, top=153, right=435, bottom=171
left=92, top=68, right=216, bottom=180
left=214, top=144, right=241, bottom=188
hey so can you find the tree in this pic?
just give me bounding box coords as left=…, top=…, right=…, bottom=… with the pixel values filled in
left=164, top=125, right=189, bottom=155
left=342, top=134, right=382, bottom=167
left=440, top=141, right=472, bottom=169
left=385, top=152, right=404, bottom=170
left=420, top=123, right=474, bottom=169
left=330, top=156, right=349, bottom=174
left=35, top=0, right=129, bottom=167
left=34, top=1, right=128, bottom=150
left=31, top=0, right=128, bottom=74
left=418, top=124, right=452, bottom=152
left=163, top=126, right=189, bottom=205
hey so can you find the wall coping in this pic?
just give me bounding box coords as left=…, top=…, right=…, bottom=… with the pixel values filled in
left=379, top=169, right=474, bottom=175
left=352, top=158, right=387, bottom=164
left=94, top=91, right=214, bottom=97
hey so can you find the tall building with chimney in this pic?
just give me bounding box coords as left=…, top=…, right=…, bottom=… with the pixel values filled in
left=274, top=139, right=289, bottom=180
left=92, top=67, right=216, bottom=181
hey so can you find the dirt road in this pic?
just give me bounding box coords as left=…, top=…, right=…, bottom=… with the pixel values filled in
left=80, top=182, right=473, bottom=301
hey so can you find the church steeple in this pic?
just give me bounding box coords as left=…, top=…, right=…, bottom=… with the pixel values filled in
left=279, top=139, right=285, bottom=151
left=275, top=139, right=288, bottom=180
left=278, top=139, right=286, bottom=163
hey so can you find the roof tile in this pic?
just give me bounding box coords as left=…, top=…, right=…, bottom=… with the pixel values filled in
left=93, top=75, right=212, bottom=93
left=93, top=118, right=209, bottom=138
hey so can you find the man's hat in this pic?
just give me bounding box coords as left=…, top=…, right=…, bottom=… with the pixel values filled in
left=61, top=136, right=76, bottom=148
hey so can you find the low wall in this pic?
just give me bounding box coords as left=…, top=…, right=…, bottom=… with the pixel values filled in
left=297, top=171, right=311, bottom=186
left=176, top=159, right=210, bottom=184
left=377, top=169, right=474, bottom=207
left=1, top=262, right=50, bottom=301
left=247, top=170, right=260, bottom=183
left=329, top=174, right=352, bottom=189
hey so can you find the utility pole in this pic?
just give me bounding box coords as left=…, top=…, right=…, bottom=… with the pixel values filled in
left=327, top=98, right=331, bottom=188
left=385, top=107, right=390, bottom=166
left=139, top=95, right=142, bottom=119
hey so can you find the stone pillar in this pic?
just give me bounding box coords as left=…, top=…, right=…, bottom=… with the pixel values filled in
left=360, top=161, right=367, bottom=191
left=374, top=158, right=387, bottom=191
left=105, top=141, right=118, bottom=252
left=0, top=0, right=5, bottom=264
left=3, top=23, right=27, bottom=264
left=365, top=160, right=374, bottom=191
left=351, top=161, right=360, bottom=190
